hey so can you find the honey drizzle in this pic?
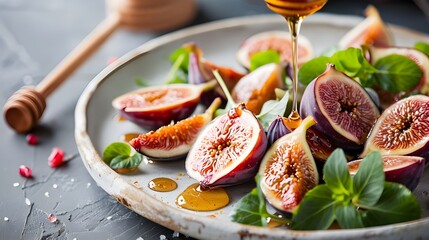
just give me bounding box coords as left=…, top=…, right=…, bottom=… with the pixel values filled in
left=176, top=183, right=229, bottom=211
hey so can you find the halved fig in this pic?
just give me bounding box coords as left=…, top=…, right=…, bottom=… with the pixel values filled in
left=112, top=81, right=215, bottom=129
left=231, top=63, right=285, bottom=114
left=185, top=103, right=267, bottom=188
left=300, top=64, right=380, bottom=152
left=339, top=5, right=393, bottom=49
left=236, top=31, right=313, bottom=69
left=129, top=98, right=221, bottom=161
left=258, top=116, right=319, bottom=213
left=368, top=46, right=429, bottom=108
left=186, top=43, right=245, bottom=105
left=348, top=155, right=425, bottom=191
left=361, top=95, right=429, bottom=160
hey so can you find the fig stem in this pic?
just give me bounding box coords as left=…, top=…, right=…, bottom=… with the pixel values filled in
left=200, top=79, right=218, bottom=93
left=212, top=70, right=237, bottom=106
left=165, top=54, right=185, bottom=83
left=299, top=116, right=317, bottom=131
left=205, top=97, right=222, bottom=118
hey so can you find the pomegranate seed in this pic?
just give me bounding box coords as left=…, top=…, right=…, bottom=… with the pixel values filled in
left=19, top=165, right=32, bottom=178
left=26, top=134, right=39, bottom=145
left=47, top=213, right=57, bottom=223
left=48, top=147, right=65, bottom=168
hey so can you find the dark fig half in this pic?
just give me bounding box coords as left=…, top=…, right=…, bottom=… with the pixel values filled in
left=258, top=116, right=319, bottom=213
left=129, top=98, right=221, bottom=161
left=348, top=155, right=425, bottom=191
left=185, top=103, right=267, bottom=188
left=361, top=95, right=429, bottom=160
left=112, top=81, right=215, bottom=129
left=300, top=64, right=380, bottom=152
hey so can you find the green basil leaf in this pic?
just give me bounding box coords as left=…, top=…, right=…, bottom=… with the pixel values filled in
left=414, top=42, right=429, bottom=56
left=229, top=190, right=266, bottom=226
left=374, top=54, right=422, bottom=93
left=249, top=50, right=281, bottom=72
left=257, top=91, right=290, bottom=131
left=110, top=153, right=142, bottom=169
left=165, top=54, right=188, bottom=84
left=103, top=142, right=131, bottom=165
left=330, top=48, right=365, bottom=76
left=323, top=148, right=352, bottom=195
left=134, top=77, right=150, bottom=87
left=352, top=151, right=384, bottom=206
left=361, top=182, right=421, bottom=227
left=165, top=68, right=187, bottom=84
left=169, top=47, right=189, bottom=72
left=298, top=56, right=330, bottom=85
left=291, top=185, right=336, bottom=230
left=335, top=205, right=364, bottom=229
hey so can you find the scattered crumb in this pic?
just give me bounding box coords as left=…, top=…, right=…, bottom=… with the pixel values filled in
left=73, top=238, right=77, bottom=240
left=86, top=182, right=91, bottom=188
left=25, top=198, right=31, bottom=206
left=53, top=184, right=58, bottom=189
left=159, top=235, right=167, bottom=240
left=172, top=231, right=180, bottom=238
left=4, top=217, right=9, bottom=222
left=70, top=178, right=75, bottom=182
left=106, top=216, right=112, bottom=220
left=13, top=182, right=20, bottom=187
left=136, top=237, right=144, bottom=240
left=44, top=192, right=50, bottom=198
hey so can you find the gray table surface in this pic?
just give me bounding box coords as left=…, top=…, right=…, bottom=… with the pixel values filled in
left=0, top=0, right=428, bottom=239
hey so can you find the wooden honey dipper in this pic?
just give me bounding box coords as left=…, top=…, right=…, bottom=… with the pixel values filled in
left=3, top=0, right=196, bottom=133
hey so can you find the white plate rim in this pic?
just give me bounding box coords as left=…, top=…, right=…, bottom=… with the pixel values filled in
left=75, top=14, right=429, bottom=239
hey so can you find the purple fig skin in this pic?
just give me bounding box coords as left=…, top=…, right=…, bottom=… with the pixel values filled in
left=119, top=98, right=199, bottom=130
left=267, top=115, right=291, bottom=146
left=361, top=95, right=429, bottom=162
left=185, top=104, right=267, bottom=189
left=348, top=155, right=425, bottom=191
left=300, top=64, right=380, bottom=153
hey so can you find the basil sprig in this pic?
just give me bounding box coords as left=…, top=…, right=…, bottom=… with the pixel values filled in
left=102, top=142, right=143, bottom=170
left=298, top=48, right=422, bottom=93
left=292, top=149, right=421, bottom=230
left=230, top=149, right=421, bottom=230
left=414, top=42, right=429, bottom=56
left=230, top=175, right=290, bottom=226
left=249, top=50, right=281, bottom=71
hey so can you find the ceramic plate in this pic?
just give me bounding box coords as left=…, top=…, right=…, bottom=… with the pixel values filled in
left=75, top=14, right=429, bottom=239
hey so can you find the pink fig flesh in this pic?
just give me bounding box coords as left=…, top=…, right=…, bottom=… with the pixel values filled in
left=300, top=64, right=380, bottom=152
left=112, top=83, right=208, bottom=130
left=185, top=103, right=267, bottom=188
left=361, top=95, right=429, bottom=160
left=348, top=155, right=425, bottom=191
left=259, top=116, right=319, bottom=213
